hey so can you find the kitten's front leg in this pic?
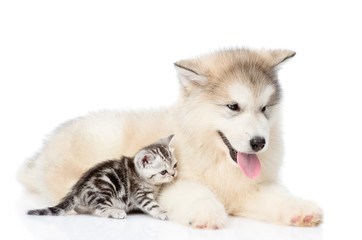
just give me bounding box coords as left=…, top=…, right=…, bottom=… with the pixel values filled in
left=239, top=183, right=323, bottom=226
left=89, top=195, right=127, bottom=219
left=134, top=191, right=168, bottom=220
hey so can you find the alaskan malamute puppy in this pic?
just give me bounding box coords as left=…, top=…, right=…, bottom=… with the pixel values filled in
left=18, top=48, right=322, bottom=229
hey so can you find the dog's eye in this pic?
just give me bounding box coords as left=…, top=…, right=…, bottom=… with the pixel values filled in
left=261, top=106, right=267, bottom=113
left=160, top=170, right=167, bottom=175
left=173, top=163, right=177, bottom=169
left=227, top=104, right=240, bottom=111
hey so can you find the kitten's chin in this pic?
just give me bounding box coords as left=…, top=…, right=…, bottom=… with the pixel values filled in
left=150, top=176, right=175, bottom=185
left=164, top=177, right=175, bottom=183
left=158, top=179, right=174, bottom=185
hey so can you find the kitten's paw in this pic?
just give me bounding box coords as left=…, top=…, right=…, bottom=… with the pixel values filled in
left=280, top=199, right=323, bottom=227
left=151, top=208, right=168, bottom=221
left=156, top=211, right=168, bottom=221
left=108, top=209, right=127, bottom=219
left=95, top=208, right=127, bottom=219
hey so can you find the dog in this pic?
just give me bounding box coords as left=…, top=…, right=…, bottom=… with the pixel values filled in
left=18, top=48, right=322, bottom=229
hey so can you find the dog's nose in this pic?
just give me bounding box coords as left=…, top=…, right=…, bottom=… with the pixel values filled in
left=250, top=137, right=266, bottom=152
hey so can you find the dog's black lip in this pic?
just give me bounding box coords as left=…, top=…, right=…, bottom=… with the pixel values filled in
left=218, top=131, right=238, bottom=162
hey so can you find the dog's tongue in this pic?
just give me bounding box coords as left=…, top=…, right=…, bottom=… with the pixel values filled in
left=237, top=152, right=261, bottom=179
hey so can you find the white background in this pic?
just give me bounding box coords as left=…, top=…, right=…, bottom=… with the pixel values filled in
left=1, top=0, right=361, bottom=239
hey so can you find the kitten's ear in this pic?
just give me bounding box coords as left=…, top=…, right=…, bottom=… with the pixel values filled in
left=141, top=155, right=150, bottom=168
left=135, top=150, right=154, bottom=168
left=165, top=134, right=174, bottom=146
left=157, top=134, right=175, bottom=146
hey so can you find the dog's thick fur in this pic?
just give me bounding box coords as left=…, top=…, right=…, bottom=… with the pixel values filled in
left=18, top=48, right=322, bottom=228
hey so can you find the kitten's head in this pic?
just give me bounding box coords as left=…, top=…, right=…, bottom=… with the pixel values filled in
left=135, top=135, right=177, bottom=185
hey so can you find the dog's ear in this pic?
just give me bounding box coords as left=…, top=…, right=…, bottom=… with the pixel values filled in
left=262, top=49, right=296, bottom=68
left=174, top=62, right=207, bottom=90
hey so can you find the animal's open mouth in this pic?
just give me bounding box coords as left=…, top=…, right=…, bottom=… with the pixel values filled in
left=217, top=131, right=261, bottom=179
left=218, top=131, right=238, bottom=162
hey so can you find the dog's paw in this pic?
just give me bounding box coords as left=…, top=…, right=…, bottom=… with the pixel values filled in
left=186, top=198, right=227, bottom=229
left=291, top=213, right=322, bottom=227
left=280, top=199, right=323, bottom=227
left=160, top=180, right=228, bottom=229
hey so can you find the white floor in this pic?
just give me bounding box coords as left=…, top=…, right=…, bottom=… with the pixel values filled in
left=11, top=191, right=324, bottom=240
left=3, top=182, right=358, bottom=240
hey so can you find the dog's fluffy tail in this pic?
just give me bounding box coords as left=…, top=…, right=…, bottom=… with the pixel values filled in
left=17, top=154, right=44, bottom=194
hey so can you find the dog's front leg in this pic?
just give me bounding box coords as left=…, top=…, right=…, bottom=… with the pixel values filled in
left=159, top=179, right=227, bottom=229
left=238, top=183, right=323, bottom=226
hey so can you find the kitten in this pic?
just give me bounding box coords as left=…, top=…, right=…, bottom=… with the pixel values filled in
left=27, top=135, right=177, bottom=220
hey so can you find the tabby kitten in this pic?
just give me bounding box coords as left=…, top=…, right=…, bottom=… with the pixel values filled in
left=27, top=135, right=177, bottom=220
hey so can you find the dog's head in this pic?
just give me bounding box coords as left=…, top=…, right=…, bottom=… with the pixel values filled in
left=174, top=49, right=295, bottom=178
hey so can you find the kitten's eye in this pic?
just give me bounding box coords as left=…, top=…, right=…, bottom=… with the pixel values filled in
left=227, top=103, right=240, bottom=111
left=160, top=170, right=167, bottom=175
left=261, top=106, right=267, bottom=113
left=173, top=163, right=177, bottom=169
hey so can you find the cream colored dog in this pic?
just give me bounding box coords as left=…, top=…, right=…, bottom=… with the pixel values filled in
left=18, top=48, right=322, bottom=229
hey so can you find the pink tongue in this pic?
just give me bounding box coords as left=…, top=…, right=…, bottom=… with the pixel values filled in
left=237, top=152, right=261, bottom=179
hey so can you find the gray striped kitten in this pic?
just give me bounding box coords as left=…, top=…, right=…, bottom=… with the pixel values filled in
left=27, top=135, right=177, bottom=220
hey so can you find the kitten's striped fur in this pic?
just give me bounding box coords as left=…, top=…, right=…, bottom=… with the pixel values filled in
left=27, top=135, right=177, bottom=220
